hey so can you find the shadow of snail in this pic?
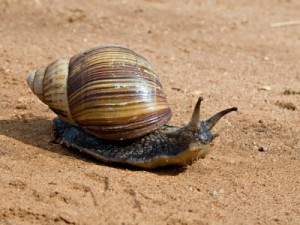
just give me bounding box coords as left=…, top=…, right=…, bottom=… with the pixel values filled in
left=0, top=118, right=186, bottom=175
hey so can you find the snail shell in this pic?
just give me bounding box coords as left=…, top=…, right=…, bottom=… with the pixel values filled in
left=27, top=46, right=172, bottom=140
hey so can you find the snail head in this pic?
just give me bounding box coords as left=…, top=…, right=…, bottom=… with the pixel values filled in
left=182, top=97, right=237, bottom=159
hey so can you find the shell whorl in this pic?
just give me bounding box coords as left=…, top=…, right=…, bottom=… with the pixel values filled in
left=27, top=46, right=172, bottom=140
left=26, top=58, right=75, bottom=124
left=26, top=67, right=46, bottom=102
left=67, top=46, right=172, bottom=140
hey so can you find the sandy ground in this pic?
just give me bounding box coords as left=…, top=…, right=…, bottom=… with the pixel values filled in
left=0, top=0, right=300, bottom=224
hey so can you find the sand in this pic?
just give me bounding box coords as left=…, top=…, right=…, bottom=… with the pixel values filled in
left=0, top=0, right=299, bottom=224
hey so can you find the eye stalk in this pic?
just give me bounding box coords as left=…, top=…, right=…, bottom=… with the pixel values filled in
left=186, top=96, right=204, bottom=132
left=205, top=107, right=238, bottom=130
left=186, top=97, right=237, bottom=143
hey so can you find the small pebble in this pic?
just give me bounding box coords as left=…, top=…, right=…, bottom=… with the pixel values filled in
left=171, top=87, right=185, bottom=93
left=16, top=104, right=28, bottom=109
left=259, top=85, right=271, bottom=91
left=210, top=190, right=218, bottom=196
left=283, top=89, right=300, bottom=95
left=258, top=146, right=266, bottom=152
left=275, top=101, right=296, bottom=111
left=191, top=90, right=202, bottom=96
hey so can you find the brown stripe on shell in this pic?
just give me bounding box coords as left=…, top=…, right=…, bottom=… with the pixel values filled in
left=68, top=47, right=162, bottom=97
left=68, top=67, right=163, bottom=96
left=68, top=79, right=166, bottom=107
left=67, top=46, right=171, bottom=140
left=51, top=108, right=69, bottom=118
left=71, top=96, right=169, bottom=123
left=82, top=107, right=172, bottom=140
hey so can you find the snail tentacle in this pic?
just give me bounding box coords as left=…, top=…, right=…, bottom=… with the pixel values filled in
left=186, top=96, right=203, bottom=132
left=205, top=107, right=238, bottom=129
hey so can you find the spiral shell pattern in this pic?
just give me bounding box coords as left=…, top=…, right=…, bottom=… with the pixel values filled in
left=27, top=46, right=172, bottom=140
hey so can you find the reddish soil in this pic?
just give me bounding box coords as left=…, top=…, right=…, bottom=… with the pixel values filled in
left=0, top=0, right=299, bottom=224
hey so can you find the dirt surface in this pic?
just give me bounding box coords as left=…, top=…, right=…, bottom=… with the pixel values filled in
left=0, top=0, right=300, bottom=224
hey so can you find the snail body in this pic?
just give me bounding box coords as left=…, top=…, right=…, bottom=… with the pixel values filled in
left=27, top=46, right=237, bottom=169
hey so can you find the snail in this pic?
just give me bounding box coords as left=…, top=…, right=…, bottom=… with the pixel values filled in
left=26, top=46, right=237, bottom=169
